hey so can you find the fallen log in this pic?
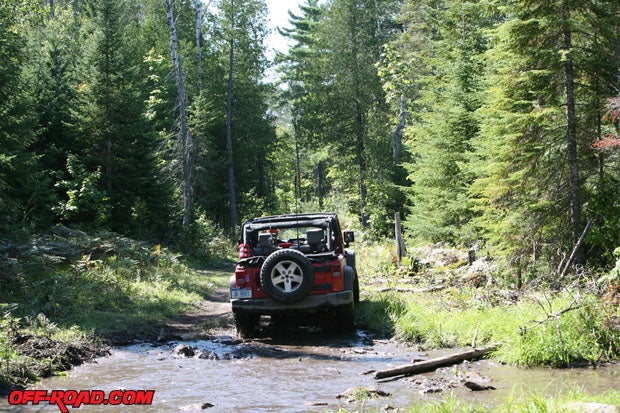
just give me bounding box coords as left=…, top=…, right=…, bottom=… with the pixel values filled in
left=376, top=284, right=445, bottom=294
left=374, top=344, right=500, bottom=380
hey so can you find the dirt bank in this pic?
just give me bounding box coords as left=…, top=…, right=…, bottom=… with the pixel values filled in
left=0, top=333, right=109, bottom=395
left=0, top=270, right=233, bottom=396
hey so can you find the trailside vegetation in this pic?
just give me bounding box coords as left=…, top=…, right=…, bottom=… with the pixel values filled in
left=1, top=0, right=620, bottom=399
left=355, top=242, right=620, bottom=367
left=0, top=226, right=233, bottom=393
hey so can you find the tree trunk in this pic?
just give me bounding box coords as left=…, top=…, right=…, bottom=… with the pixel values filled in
left=561, top=0, right=583, bottom=266
left=193, top=0, right=203, bottom=92
left=395, top=212, right=405, bottom=266
left=49, top=0, right=54, bottom=19
left=350, top=0, right=368, bottom=227
left=226, top=28, right=238, bottom=232
left=166, top=0, right=192, bottom=226
left=374, top=345, right=500, bottom=380
left=392, top=95, right=405, bottom=164
left=317, top=161, right=325, bottom=210
left=595, top=81, right=604, bottom=192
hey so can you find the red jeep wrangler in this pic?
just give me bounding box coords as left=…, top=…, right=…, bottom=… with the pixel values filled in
left=229, top=213, right=359, bottom=337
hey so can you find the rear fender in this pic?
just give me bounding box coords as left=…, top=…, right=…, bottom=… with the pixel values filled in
left=344, top=249, right=356, bottom=271
left=343, top=266, right=353, bottom=291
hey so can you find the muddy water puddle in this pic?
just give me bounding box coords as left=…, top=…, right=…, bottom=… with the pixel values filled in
left=2, top=330, right=619, bottom=412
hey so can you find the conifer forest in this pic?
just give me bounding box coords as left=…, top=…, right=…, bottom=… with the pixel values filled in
left=3, top=0, right=620, bottom=278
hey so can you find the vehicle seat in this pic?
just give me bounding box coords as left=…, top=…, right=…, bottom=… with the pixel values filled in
left=306, top=229, right=325, bottom=253
left=253, top=233, right=273, bottom=256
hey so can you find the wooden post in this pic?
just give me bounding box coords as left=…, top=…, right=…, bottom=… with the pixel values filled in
left=395, top=212, right=406, bottom=266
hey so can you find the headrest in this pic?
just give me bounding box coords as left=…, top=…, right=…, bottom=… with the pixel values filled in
left=306, top=229, right=324, bottom=245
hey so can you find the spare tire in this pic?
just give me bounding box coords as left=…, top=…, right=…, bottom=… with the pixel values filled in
left=260, top=249, right=314, bottom=304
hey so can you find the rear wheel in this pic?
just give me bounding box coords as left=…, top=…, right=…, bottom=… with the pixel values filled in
left=260, top=249, right=314, bottom=304
left=234, top=313, right=259, bottom=338
left=336, top=302, right=355, bottom=332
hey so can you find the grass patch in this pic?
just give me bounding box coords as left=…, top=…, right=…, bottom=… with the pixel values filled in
left=332, top=389, right=620, bottom=412
left=6, top=249, right=220, bottom=338
left=355, top=241, right=620, bottom=367
left=358, top=287, right=620, bottom=366
left=0, top=228, right=234, bottom=392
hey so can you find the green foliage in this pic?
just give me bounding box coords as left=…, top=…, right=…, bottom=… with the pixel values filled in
left=355, top=291, right=405, bottom=337
left=383, top=288, right=620, bottom=366
left=53, top=155, right=110, bottom=226
left=0, top=1, right=52, bottom=236
left=1, top=0, right=620, bottom=277
left=276, top=0, right=403, bottom=234
left=0, top=230, right=227, bottom=341
left=389, top=0, right=493, bottom=246
left=179, top=212, right=235, bottom=266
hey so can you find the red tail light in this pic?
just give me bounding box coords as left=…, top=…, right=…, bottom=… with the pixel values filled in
left=239, top=243, right=250, bottom=258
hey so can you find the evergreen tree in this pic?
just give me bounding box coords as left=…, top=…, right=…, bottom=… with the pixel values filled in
left=0, top=0, right=50, bottom=234
left=32, top=9, right=81, bottom=209
left=278, top=0, right=401, bottom=233
left=67, top=1, right=173, bottom=238
left=276, top=0, right=330, bottom=209
left=471, top=0, right=620, bottom=270
left=392, top=0, right=494, bottom=244
left=202, top=0, right=275, bottom=228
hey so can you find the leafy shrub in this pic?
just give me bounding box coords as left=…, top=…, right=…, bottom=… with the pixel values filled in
left=179, top=212, right=234, bottom=266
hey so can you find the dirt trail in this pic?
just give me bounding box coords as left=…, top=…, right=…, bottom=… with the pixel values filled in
left=161, top=284, right=235, bottom=341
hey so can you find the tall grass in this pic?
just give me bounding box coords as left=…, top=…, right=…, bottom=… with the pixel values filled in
left=358, top=287, right=619, bottom=366
left=354, top=238, right=620, bottom=366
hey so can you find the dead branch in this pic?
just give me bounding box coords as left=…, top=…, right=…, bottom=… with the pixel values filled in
left=471, top=322, right=481, bottom=348
left=518, top=300, right=582, bottom=335
left=559, top=219, right=592, bottom=280
left=374, top=344, right=500, bottom=380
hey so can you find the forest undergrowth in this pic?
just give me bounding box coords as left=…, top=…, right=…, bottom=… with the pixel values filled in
left=355, top=241, right=620, bottom=367
left=0, top=225, right=234, bottom=394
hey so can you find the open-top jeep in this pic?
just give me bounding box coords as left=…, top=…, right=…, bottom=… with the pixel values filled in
left=229, top=213, right=359, bottom=337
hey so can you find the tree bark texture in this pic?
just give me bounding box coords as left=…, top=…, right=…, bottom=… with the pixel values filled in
left=193, top=0, right=203, bottom=92
left=349, top=1, right=368, bottom=228
left=317, top=161, right=325, bottom=210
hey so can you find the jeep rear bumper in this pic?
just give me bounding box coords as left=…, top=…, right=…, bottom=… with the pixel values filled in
left=231, top=290, right=353, bottom=314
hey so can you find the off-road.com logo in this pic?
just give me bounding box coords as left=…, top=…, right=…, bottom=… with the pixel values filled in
left=8, top=389, right=155, bottom=412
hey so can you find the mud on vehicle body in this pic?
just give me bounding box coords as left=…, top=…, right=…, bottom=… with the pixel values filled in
left=229, top=213, right=359, bottom=338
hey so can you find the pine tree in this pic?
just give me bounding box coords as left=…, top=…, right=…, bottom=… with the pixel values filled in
left=0, top=0, right=49, bottom=234
left=471, top=0, right=620, bottom=270
left=278, top=0, right=400, bottom=232
left=393, top=0, right=495, bottom=244
left=203, top=0, right=275, bottom=228
left=68, top=1, right=173, bottom=237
